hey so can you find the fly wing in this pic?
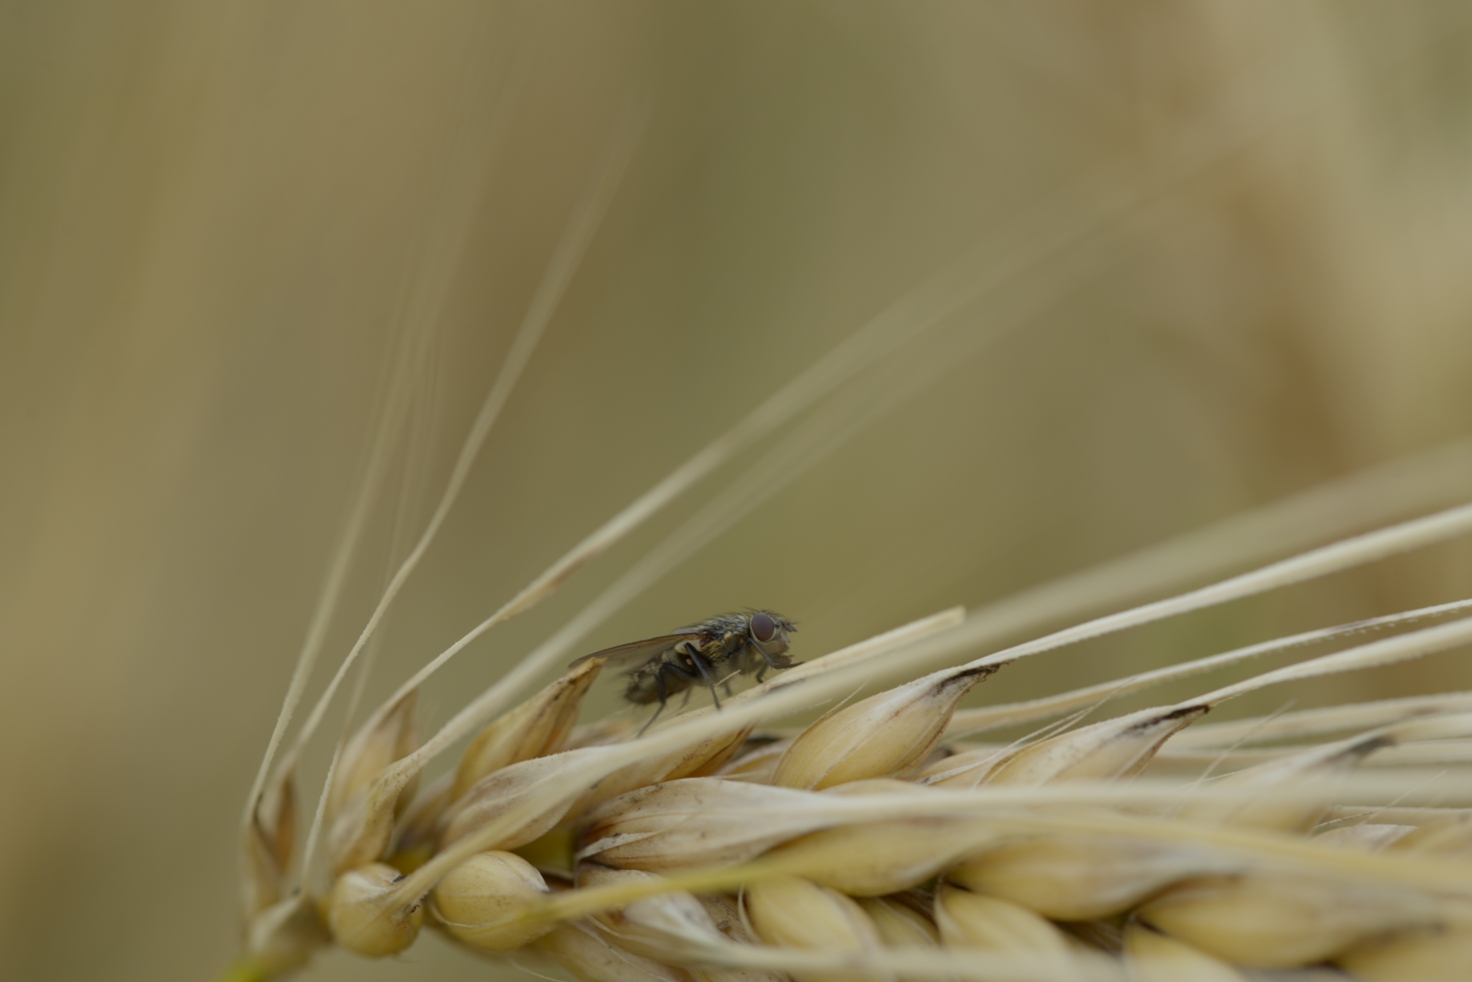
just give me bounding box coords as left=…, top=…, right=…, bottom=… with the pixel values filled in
left=569, top=633, right=705, bottom=669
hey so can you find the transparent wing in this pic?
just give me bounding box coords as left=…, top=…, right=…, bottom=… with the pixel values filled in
left=569, top=633, right=705, bottom=669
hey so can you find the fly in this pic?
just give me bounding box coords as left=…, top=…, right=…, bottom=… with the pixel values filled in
left=572, top=610, right=797, bottom=729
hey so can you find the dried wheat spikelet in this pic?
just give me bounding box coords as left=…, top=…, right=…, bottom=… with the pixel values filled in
left=226, top=282, right=1472, bottom=982
left=219, top=81, right=1472, bottom=982
left=222, top=454, right=1472, bottom=982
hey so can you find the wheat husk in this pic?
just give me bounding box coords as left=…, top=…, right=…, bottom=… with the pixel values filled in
left=694, top=893, right=794, bottom=982
left=242, top=767, right=297, bottom=917
left=770, top=667, right=993, bottom=790
left=429, top=850, right=554, bottom=950
left=439, top=749, right=608, bottom=852
left=578, top=779, right=843, bottom=872
left=324, top=692, right=421, bottom=875
left=764, top=816, right=1010, bottom=897
left=978, top=705, right=1208, bottom=788
left=452, top=657, right=604, bottom=799
left=578, top=864, right=730, bottom=963
left=948, top=833, right=1241, bottom=922
left=570, top=714, right=755, bottom=817
left=744, top=876, right=885, bottom=982
left=535, top=920, right=695, bottom=982
left=1178, top=736, right=1391, bottom=833
left=1136, top=870, right=1462, bottom=968
left=390, top=770, right=453, bottom=863
left=932, top=884, right=1089, bottom=981
left=326, top=863, right=424, bottom=957
left=858, top=896, right=939, bottom=948
left=715, top=738, right=793, bottom=783
left=852, top=897, right=938, bottom=982
left=1122, top=924, right=1246, bottom=982
left=326, top=692, right=418, bottom=819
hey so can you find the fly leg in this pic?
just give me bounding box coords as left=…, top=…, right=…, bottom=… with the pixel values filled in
left=639, top=669, right=673, bottom=736
left=680, top=642, right=723, bottom=710
left=638, top=657, right=706, bottom=735
left=751, top=641, right=782, bottom=683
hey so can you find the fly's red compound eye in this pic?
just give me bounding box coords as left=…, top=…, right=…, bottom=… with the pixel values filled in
left=750, top=611, right=776, bottom=643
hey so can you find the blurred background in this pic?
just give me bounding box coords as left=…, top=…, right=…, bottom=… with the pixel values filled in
left=4, top=2, right=1472, bottom=979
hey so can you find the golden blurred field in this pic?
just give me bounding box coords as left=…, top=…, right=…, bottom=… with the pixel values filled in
left=3, top=3, right=1472, bottom=980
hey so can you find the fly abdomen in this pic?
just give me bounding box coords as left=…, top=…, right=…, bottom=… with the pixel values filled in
left=623, top=659, right=690, bottom=704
